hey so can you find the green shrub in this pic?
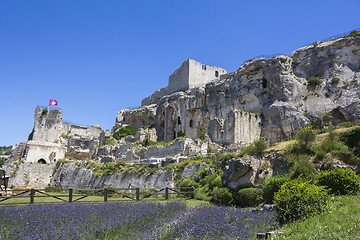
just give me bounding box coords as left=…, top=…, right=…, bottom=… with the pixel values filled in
left=177, top=130, right=186, bottom=138
left=41, top=108, right=48, bottom=115
left=311, top=112, right=333, bottom=130
left=200, top=174, right=222, bottom=190
left=274, top=180, right=330, bottom=224
left=263, top=175, right=291, bottom=204
left=338, top=122, right=360, bottom=128
left=246, top=137, right=268, bottom=157
left=346, top=30, right=360, bottom=37
left=339, top=126, right=360, bottom=155
left=195, top=168, right=208, bottom=180
left=211, top=187, right=233, bottom=205
left=113, top=125, right=137, bottom=140
left=295, top=126, right=316, bottom=146
left=291, top=154, right=315, bottom=179
left=313, top=147, right=327, bottom=161
left=209, top=175, right=222, bottom=189
left=209, top=153, right=233, bottom=170
left=141, top=138, right=160, bottom=147
left=316, top=168, right=360, bottom=195
left=179, top=179, right=200, bottom=189
left=307, top=77, right=322, bottom=87
left=105, top=137, right=117, bottom=145
left=199, top=129, right=206, bottom=140
left=234, top=187, right=263, bottom=207
left=194, top=186, right=212, bottom=201
left=331, top=77, right=340, bottom=85
left=319, top=131, right=359, bottom=164
left=288, top=142, right=313, bottom=155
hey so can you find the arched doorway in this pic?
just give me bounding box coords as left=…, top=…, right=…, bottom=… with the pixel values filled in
left=38, top=159, right=46, bottom=164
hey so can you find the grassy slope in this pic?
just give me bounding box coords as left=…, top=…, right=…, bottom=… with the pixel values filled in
left=275, top=195, right=360, bottom=240
left=267, top=126, right=357, bottom=153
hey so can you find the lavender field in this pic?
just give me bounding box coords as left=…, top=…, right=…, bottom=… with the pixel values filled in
left=0, top=201, right=277, bottom=240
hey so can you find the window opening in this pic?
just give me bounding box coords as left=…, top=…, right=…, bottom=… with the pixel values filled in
left=261, top=78, right=268, bottom=88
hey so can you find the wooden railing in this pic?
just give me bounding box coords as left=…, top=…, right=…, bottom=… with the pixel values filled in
left=0, top=187, right=195, bottom=205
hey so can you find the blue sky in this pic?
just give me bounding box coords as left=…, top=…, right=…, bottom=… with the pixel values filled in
left=0, top=0, right=359, bottom=146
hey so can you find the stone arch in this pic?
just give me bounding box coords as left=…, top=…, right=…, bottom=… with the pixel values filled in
left=189, top=119, right=193, bottom=128
left=215, top=71, right=219, bottom=77
left=332, top=108, right=347, bottom=125
left=38, top=159, right=47, bottom=164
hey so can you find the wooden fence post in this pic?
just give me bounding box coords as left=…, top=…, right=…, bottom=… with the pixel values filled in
left=30, top=189, right=35, bottom=204
left=165, top=187, right=169, bottom=200
left=104, top=188, right=108, bottom=202
left=136, top=188, right=140, bottom=201
left=69, top=188, right=73, bottom=203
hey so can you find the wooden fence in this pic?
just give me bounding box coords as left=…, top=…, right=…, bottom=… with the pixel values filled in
left=0, top=187, right=195, bottom=206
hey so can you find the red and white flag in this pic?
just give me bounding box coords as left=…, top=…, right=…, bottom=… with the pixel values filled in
left=49, top=99, right=58, bottom=106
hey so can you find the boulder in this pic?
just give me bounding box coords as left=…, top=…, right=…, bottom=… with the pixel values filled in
left=222, top=157, right=262, bottom=191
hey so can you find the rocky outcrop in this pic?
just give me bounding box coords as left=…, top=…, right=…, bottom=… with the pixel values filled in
left=112, top=104, right=157, bottom=132
left=221, top=157, right=262, bottom=190
left=5, top=35, right=360, bottom=190
left=116, top=36, right=360, bottom=146
left=52, top=162, right=175, bottom=189
left=91, top=137, right=208, bottom=164
left=29, top=107, right=63, bottom=143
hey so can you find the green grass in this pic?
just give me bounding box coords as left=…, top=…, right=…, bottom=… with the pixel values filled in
left=275, top=195, right=360, bottom=239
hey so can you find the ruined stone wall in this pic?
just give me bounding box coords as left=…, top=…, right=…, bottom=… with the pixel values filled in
left=168, top=59, right=190, bottom=93
left=142, top=59, right=227, bottom=106
left=30, top=108, right=63, bottom=143
left=8, top=163, right=55, bottom=188
left=188, top=59, right=227, bottom=89
left=25, top=141, right=66, bottom=164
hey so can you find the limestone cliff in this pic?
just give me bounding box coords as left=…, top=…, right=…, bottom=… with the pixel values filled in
left=4, top=34, right=360, bottom=189
left=115, top=36, right=360, bottom=146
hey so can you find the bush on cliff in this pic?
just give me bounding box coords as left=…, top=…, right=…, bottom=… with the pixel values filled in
left=113, top=125, right=137, bottom=140
left=246, top=137, right=268, bottom=157
left=307, top=77, right=322, bottom=87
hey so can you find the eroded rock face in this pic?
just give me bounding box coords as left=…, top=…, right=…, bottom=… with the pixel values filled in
left=52, top=162, right=175, bottom=189
left=222, top=157, right=262, bottom=191
left=91, top=137, right=208, bottom=164
left=112, top=104, right=157, bottom=132
left=6, top=36, right=360, bottom=189
left=116, top=36, right=360, bottom=146
left=29, top=108, right=63, bottom=143
left=6, top=163, right=56, bottom=188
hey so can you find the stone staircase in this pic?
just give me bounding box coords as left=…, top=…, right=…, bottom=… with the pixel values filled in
left=11, top=143, right=27, bottom=162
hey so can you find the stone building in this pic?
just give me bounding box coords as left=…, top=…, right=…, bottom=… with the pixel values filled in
left=141, top=59, right=227, bottom=106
